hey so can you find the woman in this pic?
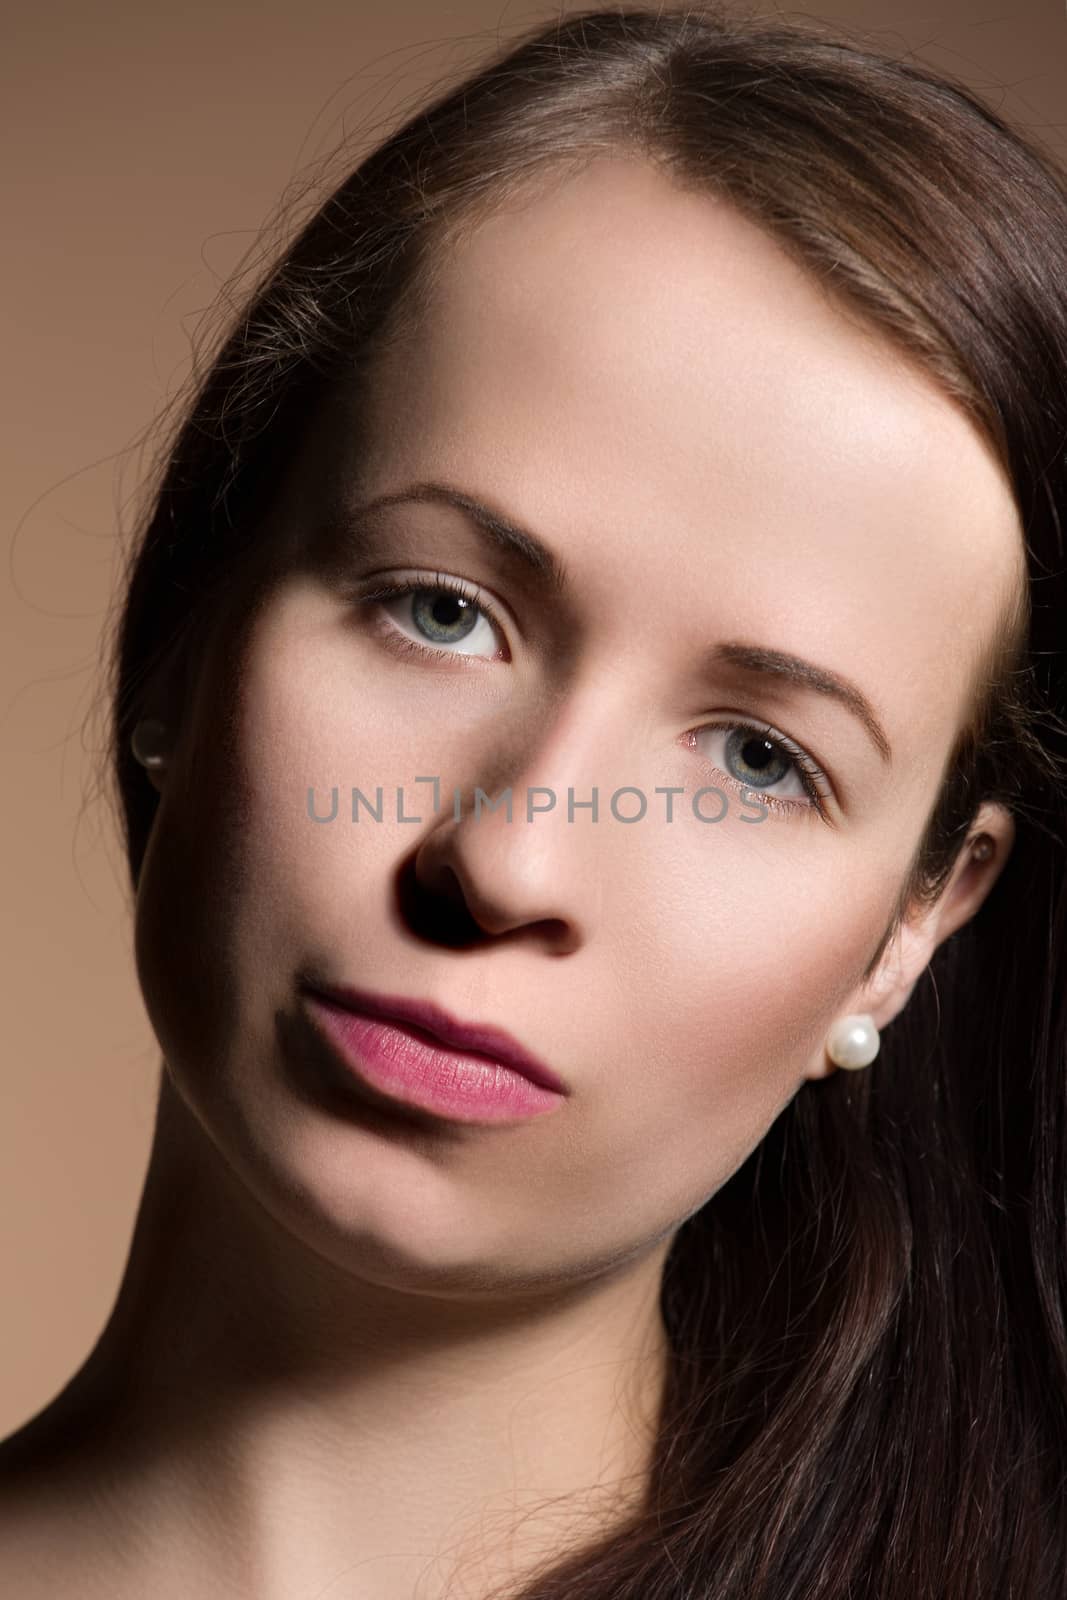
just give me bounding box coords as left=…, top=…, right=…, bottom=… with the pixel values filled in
left=2, top=5, right=1066, bottom=1596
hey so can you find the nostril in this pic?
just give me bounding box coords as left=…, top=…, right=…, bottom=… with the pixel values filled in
left=395, top=855, right=489, bottom=949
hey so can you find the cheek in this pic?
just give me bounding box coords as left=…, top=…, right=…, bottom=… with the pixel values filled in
left=133, top=764, right=245, bottom=1100
left=130, top=613, right=328, bottom=1097
left=224, top=590, right=562, bottom=952
left=598, top=860, right=894, bottom=1199
left=228, top=636, right=452, bottom=929
left=130, top=619, right=468, bottom=1094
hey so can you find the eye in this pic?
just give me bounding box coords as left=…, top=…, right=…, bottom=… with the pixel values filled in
left=686, top=721, right=832, bottom=819
left=355, top=577, right=832, bottom=820
left=358, top=573, right=508, bottom=661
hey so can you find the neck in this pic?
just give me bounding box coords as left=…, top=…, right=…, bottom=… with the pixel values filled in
left=25, top=1067, right=673, bottom=1600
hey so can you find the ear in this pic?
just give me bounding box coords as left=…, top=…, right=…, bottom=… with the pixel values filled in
left=803, top=799, right=1015, bottom=1081
left=136, top=637, right=196, bottom=797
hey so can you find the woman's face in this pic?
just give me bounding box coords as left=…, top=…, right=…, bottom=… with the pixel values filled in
left=135, top=156, right=1020, bottom=1293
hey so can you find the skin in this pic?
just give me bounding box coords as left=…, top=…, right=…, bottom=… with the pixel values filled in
left=0, top=154, right=1020, bottom=1599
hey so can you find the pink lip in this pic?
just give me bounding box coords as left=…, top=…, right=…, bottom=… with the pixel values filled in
left=297, top=979, right=568, bottom=1126
left=302, top=980, right=566, bottom=1091
left=295, top=985, right=572, bottom=1126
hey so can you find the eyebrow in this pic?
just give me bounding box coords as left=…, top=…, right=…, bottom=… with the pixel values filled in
left=349, top=479, right=893, bottom=765
left=352, top=480, right=569, bottom=592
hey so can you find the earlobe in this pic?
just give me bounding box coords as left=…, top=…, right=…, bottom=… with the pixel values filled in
left=800, top=915, right=916, bottom=1079
left=801, top=933, right=925, bottom=1082
left=129, top=636, right=197, bottom=797
left=825, top=1013, right=881, bottom=1071
left=131, top=717, right=172, bottom=794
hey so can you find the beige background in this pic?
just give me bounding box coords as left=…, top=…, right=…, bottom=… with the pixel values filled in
left=3, top=0, right=1064, bottom=1437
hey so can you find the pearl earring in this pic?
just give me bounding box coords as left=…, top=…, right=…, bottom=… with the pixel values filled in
left=131, top=717, right=169, bottom=771
left=825, top=1013, right=880, bottom=1071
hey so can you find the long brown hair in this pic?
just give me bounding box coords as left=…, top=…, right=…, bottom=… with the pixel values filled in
left=100, top=6, right=1067, bottom=1593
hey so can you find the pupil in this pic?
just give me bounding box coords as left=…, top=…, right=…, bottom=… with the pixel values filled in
left=743, top=737, right=775, bottom=770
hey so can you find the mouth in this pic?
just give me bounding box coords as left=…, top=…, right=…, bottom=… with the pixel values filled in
left=296, top=978, right=569, bottom=1126
left=300, top=978, right=567, bottom=1091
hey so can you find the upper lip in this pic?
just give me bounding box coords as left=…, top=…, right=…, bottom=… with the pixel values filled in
left=300, top=979, right=568, bottom=1094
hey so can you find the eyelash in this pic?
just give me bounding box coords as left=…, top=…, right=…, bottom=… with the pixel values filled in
left=354, top=573, right=833, bottom=820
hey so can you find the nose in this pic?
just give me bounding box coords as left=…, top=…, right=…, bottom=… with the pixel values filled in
left=406, top=692, right=630, bottom=952
left=410, top=783, right=597, bottom=953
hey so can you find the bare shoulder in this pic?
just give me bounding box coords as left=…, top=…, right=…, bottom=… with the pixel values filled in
left=0, top=1422, right=128, bottom=1600
left=0, top=1482, right=100, bottom=1599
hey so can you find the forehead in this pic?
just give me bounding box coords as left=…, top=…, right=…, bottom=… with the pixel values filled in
left=329, top=154, right=1022, bottom=765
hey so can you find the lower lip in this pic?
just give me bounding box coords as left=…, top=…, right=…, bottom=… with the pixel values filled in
left=300, top=992, right=566, bottom=1125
